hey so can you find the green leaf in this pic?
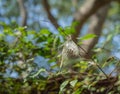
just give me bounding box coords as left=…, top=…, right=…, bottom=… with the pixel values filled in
left=58, top=26, right=75, bottom=36
left=59, top=80, right=69, bottom=94
left=72, top=21, right=79, bottom=27
left=53, top=35, right=59, bottom=50
left=72, top=88, right=83, bottom=94
left=79, top=34, right=96, bottom=41
left=106, top=34, right=113, bottom=42
left=58, top=27, right=64, bottom=32
left=64, top=26, right=75, bottom=35
left=40, top=29, right=50, bottom=35
left=70, top=79, right=78, bottom=87
left=58, top=27, right=66, bottom=36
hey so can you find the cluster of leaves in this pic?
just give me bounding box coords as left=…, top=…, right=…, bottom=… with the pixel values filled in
left=57, top=59, right=120, bottom=94
left=0, top=22, right=120, bottom=94
left=0, top=77, right=47, bottom=94
left=0, top=23, right=61, bottom=79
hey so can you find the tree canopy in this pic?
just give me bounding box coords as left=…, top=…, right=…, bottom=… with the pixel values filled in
left=0, top=0, right=120, bottom=93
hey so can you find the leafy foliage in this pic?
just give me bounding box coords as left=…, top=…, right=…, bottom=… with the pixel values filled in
left=0, top=0, right=120, bottom=93
left=0, top=22, right=120, bottom=94
left=0, top=22, right=61, bottom=80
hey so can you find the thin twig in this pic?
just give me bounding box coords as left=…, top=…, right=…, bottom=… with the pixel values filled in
left=79, top=46, right=108, bottom=79
left=109, top=60, right=120, bottom=77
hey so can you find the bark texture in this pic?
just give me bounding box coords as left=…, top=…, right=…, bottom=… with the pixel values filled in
left=72, top=0, right=114, bottom=41
left=17, top=0, right=27, bottom=26
left=42, top=0, right=60, bottom=29
left=81, top=4, right=110, bottom=58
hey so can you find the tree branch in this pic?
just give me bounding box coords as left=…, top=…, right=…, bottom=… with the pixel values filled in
left=17, top=0, right=27, bottom=26
left=72, top=0, right=114, bottom=41
left=81, top=4, right=110, bottom=58
left=42, top=0, right=60, bottom=29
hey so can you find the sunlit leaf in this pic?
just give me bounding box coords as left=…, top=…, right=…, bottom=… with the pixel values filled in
left=72, top=88, right=83, bottom=94
left=79, top=34, right=96, bottom=41
left=40, top=29, right=50, bottom=35
left=59, top=80, right=69, bottom=94
left=70, top=79, right=78, bottom=87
